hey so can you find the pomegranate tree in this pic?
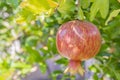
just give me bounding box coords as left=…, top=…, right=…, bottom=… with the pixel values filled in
left=56, top=20, right=101, bottom=75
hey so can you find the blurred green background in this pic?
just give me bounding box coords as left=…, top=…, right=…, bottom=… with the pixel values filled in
left=0, top=0, right=120, bottom=80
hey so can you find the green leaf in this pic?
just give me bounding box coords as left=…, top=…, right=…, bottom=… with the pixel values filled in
left=100, top=44, right=108, bottom=52
left=77, top=6, right=85, bottom=20
left=25, top=36, right=39, bottom=47
left=21, top=68, right=31, bottom=75
left=57, top=0, right=75, bottom=15
left=90, top=0, right=95, bottom=2
left=47, top=37, right=57, bottom=54
left=89, top=65, right=97, bottom=72
left=99, top=0, right=109, bottom=19
left=81, top=0, right=90, bottom=9
left=105, top=9, right=120, bottom=25
left=39, top=62, right=47, bottom=73
left=16, top=8, right=36, bottom=24
left=106, top=65, right=120, bottom=80
left=90, top=0, right=100, bottom=21
left=6, top=0, right=19, bottom=8
left=11, top=62, right=31, bottom=69
left=93, top=73, right=99, bottom=80
left=53, top=70, right=62, bottom=74
left=55, top=58, right=68, bottom=65
left=25, top=46, right=43, bottom=63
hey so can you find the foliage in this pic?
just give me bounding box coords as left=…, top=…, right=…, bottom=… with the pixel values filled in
left=0, top=0, right=120, bottom=80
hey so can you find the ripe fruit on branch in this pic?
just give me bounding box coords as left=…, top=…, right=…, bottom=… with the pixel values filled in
left=56, top=20, right=101, bottom=75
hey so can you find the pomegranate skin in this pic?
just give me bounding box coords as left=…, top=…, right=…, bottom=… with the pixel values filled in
left=56, top=20, right=101, bottom=61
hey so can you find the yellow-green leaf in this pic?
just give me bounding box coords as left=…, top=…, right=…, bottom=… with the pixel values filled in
left=0, top=69, right=14, bottom=80
left=47, top=0, right=58, bottom=8
left=99, top=0, right=109, bottom=19
left=81, top=0, right=90, bottom=9
left=90, top=0, right=101, bottom=21
left=90, top=0, right=109, bottom=21
left=78, top=5, right=85, bottom=20
left=16, top=8, right=35, bottom=24
left=16, top=16, right=26, bottom=24
left=20, top=0, right=58, bottom=15
left=105, top=9, right=120, bottom=25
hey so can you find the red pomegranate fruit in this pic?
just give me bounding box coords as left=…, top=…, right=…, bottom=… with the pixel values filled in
left=56, top=20, right=101, bottom=75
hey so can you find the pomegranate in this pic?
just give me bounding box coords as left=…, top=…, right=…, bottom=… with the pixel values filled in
left=56, top=20, right=101, bottom=75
